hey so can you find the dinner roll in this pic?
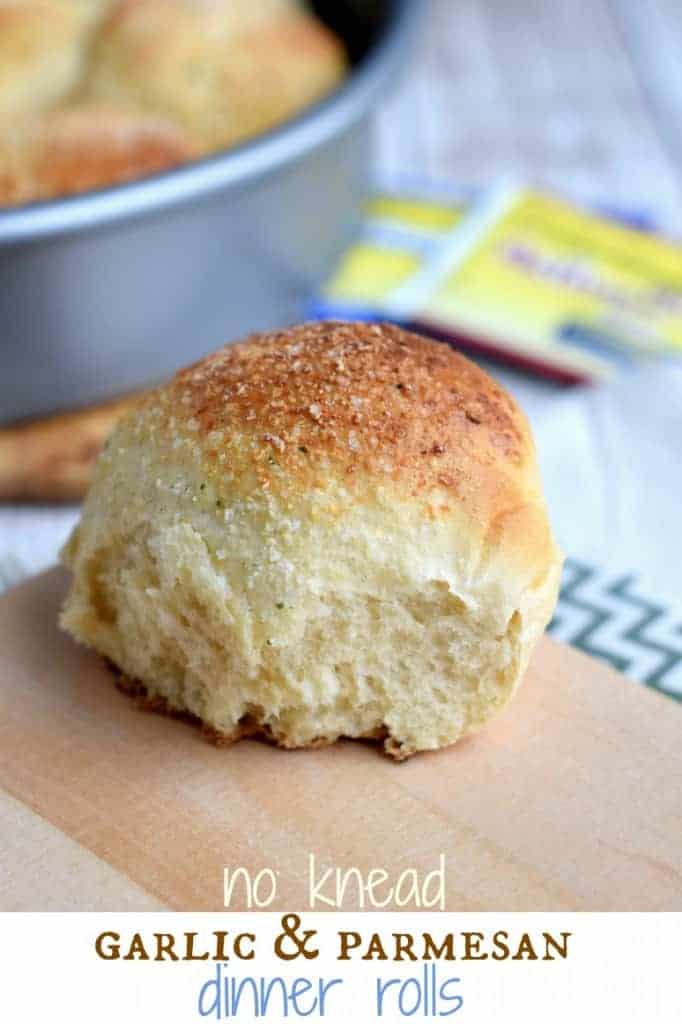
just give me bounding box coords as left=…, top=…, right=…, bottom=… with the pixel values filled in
left=60, top=322, right=562, bottom=759
left=0, top=0, right=111, bottom=118
left=86, top=0, right=347, bottom=150
left=0, top=105, right=193, bottom=205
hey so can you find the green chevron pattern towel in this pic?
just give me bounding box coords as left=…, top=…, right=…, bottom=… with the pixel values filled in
left=548, top=559, right=682, bottom=702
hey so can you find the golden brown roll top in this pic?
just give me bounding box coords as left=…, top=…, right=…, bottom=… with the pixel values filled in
left=0, top=105, right=193, bottom=205
left=156, top=321, right=555, bottom=578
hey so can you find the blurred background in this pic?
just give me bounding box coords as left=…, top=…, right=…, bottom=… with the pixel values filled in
left=378, top=0, right=682, bottom=229
left=1, top=0, right=680, bottom=617
left=372, top=0, right=682, bottom=600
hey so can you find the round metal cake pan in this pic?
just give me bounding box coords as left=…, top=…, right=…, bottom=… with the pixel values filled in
left=0, top=0, right=419, bottom=425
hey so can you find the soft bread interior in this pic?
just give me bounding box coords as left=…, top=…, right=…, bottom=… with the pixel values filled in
left=62, top=479, right=556, bottom=759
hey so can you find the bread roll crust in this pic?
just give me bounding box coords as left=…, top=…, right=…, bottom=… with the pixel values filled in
left=0, top=1, right=85, bottom=118
left=0, top=0, right=113, bottom=118
left=86, top=0, right=347, bottom=149
left=61, top=323, right=562, bottom=758
left=0, top=105, right=193, bottom=206
left=0, top=0, right=347, bottom=204
left=162, top=321, right=554, bottom=580
left=32, top=105, right=192, bottom=197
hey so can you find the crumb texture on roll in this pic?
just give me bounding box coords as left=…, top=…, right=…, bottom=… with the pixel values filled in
left=61, top=322, right=562, bottom=759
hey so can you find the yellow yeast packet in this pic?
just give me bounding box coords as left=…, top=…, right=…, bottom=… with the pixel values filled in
left=318, top=186, right=472, bottom=309
left=317, top=183, right=682, bottom=383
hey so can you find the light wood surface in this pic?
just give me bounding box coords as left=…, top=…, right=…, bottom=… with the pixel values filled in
left=0, top=395, right=142, bottom=503
left=0, top=569, right=680, bottom=912
left=0, top=791, right=165, bottom=912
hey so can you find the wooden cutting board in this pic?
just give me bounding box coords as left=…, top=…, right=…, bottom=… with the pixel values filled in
left=0, top=569, right=680, bottom=912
